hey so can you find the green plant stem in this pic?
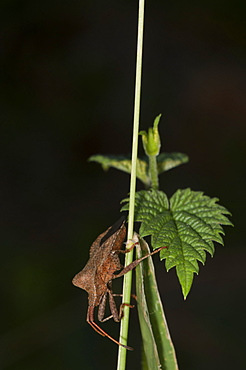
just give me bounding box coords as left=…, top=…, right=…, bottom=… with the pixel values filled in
left=148, top=154, right=159, bottom=190
left=116, top=0, right=145, bottom=369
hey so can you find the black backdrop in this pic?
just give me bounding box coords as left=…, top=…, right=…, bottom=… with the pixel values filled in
left=1, top=1, right=246, bottom=369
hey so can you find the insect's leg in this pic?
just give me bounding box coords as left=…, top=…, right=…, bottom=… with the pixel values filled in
left=98, top=282, right=115, bottom=323
left=116, top=241, right=137, bottom=254
left=112, top=293, right=137, bottom=302
left=108, top=290, right=120, bottom=322
left=98, top=282, right=121, bottom=323
left=97, top=292, right=111, bottom=322
left=97, top=287, right=132, bottom=323
left=113, top=246, right=166, bottom=279
left=99, top=314, right=114, bottom=323
left=87, top=305, right=133, bottom=350
left=87, top=306, right=106, bottom=336
left=108, top=290, right=134, bottom=322
left=119, top=302, right=135, bottom=320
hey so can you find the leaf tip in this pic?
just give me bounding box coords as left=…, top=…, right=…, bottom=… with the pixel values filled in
left=182, top=289, right=190, bottom=300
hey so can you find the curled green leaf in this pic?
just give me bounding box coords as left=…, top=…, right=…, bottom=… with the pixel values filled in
left=139, top=114, right=161, bottom=156
left=136, top=235, right=179, bottom=370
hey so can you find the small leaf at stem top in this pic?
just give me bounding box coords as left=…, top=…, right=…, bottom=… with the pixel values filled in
left=139, top=114, right=161, bottom=156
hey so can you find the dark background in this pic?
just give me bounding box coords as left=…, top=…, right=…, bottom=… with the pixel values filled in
left=1, top=0, right=245, bottom=369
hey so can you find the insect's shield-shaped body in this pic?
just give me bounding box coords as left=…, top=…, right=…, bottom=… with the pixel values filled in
left=72, top=217, right=126, bottom=306
left=72, top=217, right=165, bottom=349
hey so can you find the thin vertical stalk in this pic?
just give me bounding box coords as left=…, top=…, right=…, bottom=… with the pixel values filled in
left=116, top=0, right=145, bottom=369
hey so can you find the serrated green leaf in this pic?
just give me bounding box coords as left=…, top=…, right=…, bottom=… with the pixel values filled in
left=121, top=188, right=232, bottom=298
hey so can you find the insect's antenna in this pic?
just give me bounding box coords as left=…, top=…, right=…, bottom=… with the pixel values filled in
left=87, top=306, right=133, bottom=350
